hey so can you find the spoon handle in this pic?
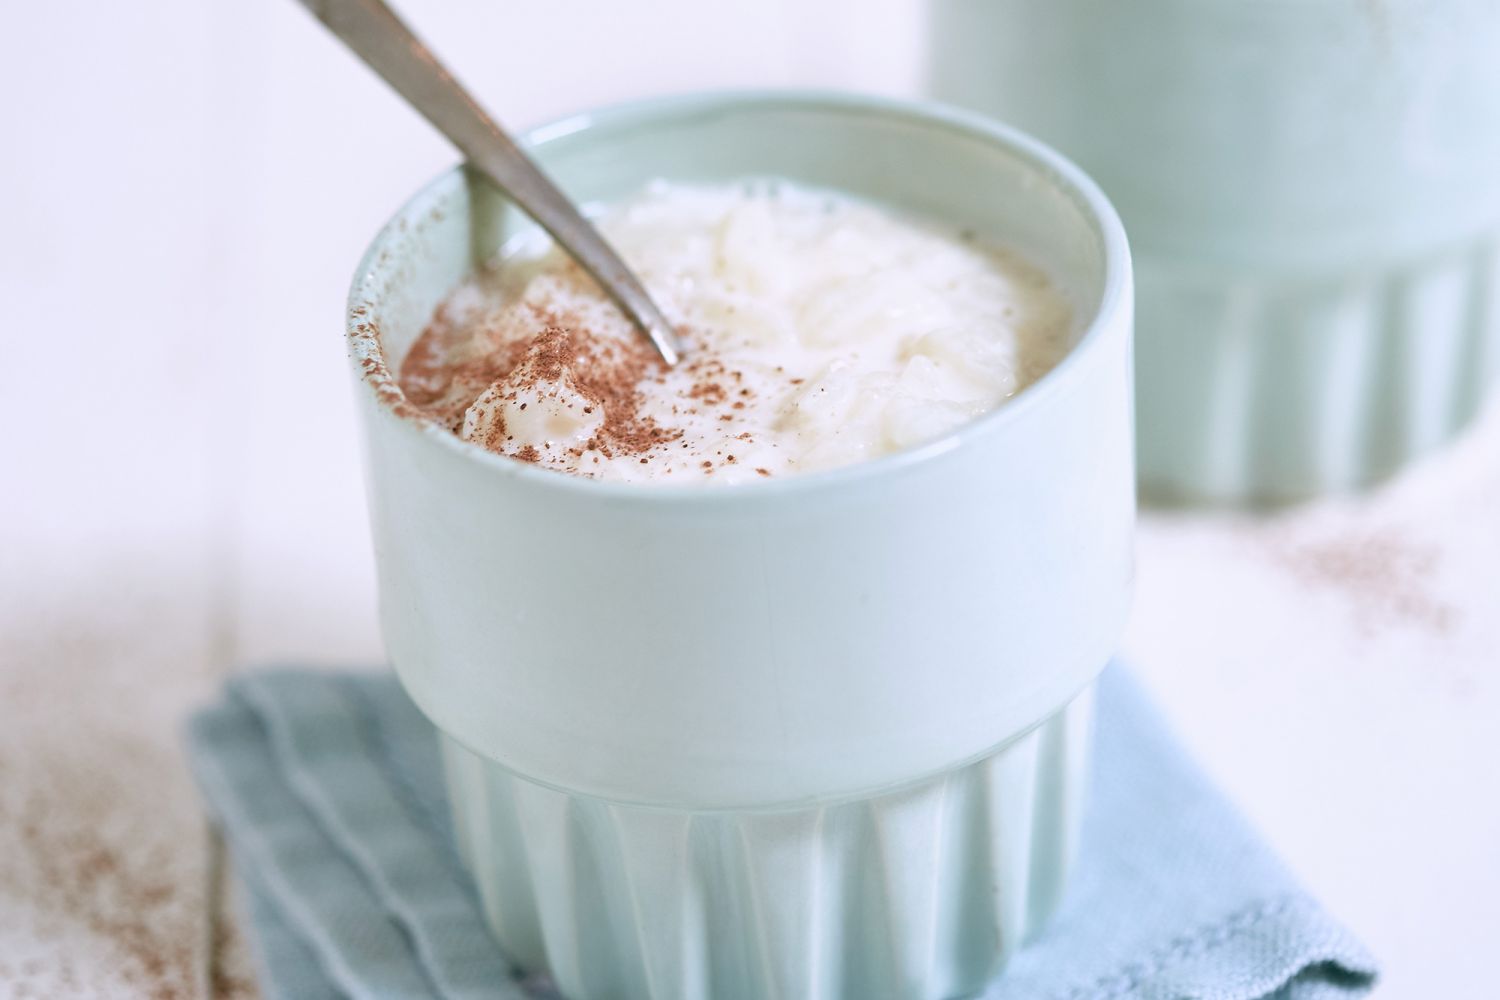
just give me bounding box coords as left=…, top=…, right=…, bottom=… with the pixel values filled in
left=298, top=0, right=684, bottom=365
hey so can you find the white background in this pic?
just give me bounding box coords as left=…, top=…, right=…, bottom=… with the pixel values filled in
left=0, top=1, right=1495, bottom=997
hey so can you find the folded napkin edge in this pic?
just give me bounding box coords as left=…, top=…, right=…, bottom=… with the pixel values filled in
left=1056, top=893, right=1378, bottom=1000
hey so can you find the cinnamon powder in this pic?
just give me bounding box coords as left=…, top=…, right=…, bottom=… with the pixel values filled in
left=392, top=308, right=776, bottom=477
left=1266, top=526, right=1457, bottom=636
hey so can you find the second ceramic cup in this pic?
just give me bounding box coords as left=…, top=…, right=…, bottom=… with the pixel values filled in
left=930, top=0, right=1500, bottom=504
left=349, top=92, right=1134, bottom=999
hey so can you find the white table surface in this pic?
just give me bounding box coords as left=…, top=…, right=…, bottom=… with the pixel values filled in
left=1, top=2, right=1494, bottom=997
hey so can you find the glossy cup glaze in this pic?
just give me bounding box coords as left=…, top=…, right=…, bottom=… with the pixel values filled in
left=348, top=92, right=1133, bottom=999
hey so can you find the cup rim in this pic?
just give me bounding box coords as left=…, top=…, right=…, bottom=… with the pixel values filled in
left=348, top=89, right=1132, bottom=506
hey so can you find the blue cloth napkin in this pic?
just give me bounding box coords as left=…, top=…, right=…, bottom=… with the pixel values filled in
left=186, top=666, right=1377, bottom=1000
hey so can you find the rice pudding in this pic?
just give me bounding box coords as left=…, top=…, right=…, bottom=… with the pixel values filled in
left=398, top=180, right=1072, bottom=483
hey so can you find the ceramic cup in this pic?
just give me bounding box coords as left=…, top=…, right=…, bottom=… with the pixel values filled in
left=930, top=0, right=1500, bottom=505
left=348, top=92, right=1134, bottom=1000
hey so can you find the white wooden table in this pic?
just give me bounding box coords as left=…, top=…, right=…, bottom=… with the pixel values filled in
left=1, top=2, right=1494, bottom=996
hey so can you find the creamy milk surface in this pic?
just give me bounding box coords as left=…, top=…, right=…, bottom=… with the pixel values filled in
left=398, top=180, right=1073, bottom=484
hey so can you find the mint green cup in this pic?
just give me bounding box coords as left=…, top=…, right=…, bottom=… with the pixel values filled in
left=931, top=0, right=1500, bottom=505
left=348, top=93, right=1134, bottom=999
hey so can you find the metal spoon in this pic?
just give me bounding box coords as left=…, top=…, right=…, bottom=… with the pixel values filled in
left=297, top=0, right=685, bottom=366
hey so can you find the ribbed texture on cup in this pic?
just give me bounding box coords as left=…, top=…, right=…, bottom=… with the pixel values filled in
left=1135, top=233, right=1500, bottom=506
left=440, top=687, right=1094, bottom=1000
